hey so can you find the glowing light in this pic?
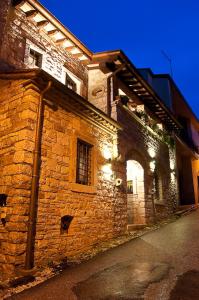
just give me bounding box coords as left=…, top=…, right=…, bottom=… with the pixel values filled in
left=170, top=159, right=175, bottom=170
left=148, top=147, right=156, bottom=158
left=102, top=163, right=113, bottom=180
left=127, top=160, right=144, bottom=179
left=150, top=160, right=156, bottom=172
left=171, top=172, right=175, bottom=182
left=102, top=145, right=112, bottom=160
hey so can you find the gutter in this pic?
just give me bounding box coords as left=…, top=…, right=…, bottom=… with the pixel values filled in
left=25, top=80, right=52, bottom=270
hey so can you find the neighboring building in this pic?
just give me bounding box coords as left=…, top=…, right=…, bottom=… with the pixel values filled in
left=139, top=69, right=199, bottom=206
left=0, top=0, right=197, bottom=281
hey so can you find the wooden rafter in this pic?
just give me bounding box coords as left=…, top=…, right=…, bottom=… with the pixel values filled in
left=25, top=10, right=37, bottom=19
left=55, top=38, right=66, bottom=46
left=36, top=20, right=49, bottom=28
left=47, top=29, right=59, bottom=36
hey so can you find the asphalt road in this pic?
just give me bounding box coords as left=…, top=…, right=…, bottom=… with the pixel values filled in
left=8, top=210, right=199, bottom=300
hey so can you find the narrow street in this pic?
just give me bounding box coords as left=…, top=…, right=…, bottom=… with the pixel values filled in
left=8, top=210, right=199, bottom=300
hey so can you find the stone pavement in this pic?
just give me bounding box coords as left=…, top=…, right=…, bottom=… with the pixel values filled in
left=2, top=210, right=199, bottom=299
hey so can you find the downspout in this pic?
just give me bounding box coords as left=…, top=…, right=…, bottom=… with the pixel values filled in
left=25, top=80, right=52, bottom=270
left=107, top=64, right=125, bottom=117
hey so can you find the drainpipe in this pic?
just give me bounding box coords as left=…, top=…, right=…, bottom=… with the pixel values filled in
left=25, top=80, right=52, bottom=270
left=107, top=64, right=125, bottom=117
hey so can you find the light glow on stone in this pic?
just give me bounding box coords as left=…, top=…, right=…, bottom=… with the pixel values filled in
left=170, top=159, right=175, bottom=170
left=102, top=145, right=112, bottom=160
left=102, top=163, right=113, bottom=180
left=150, top=160, right=156, bottom=172
left=148, top=147, right=156, bottom=158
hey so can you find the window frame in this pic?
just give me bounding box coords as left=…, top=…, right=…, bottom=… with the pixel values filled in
left=29, top=48, right=43, bottom=68
left=76, top=139, right=92, bottom=186
left=69, top=134, right=97, bottom=194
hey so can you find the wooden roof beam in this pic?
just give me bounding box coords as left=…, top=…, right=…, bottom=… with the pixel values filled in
left=47, top=29, right=59, bottom=36
left=65, top=46, right=75, bottom=52
left=55, top=38, right=66, bottom=46
left=25, top=9, right=37, bottom=20
left=14, top=0, right=27, bottom=9
left=36, top=20, right=49, bottom=28
left=73, top=53, right=84, bottom=59
left=15, top=1, right=34, bottom=12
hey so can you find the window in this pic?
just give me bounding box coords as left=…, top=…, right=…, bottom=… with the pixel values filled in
left=76, top=139, right=92, bottom=185
left=127, top=180, right=133, bottom=194
left=127, top=179, right=138, bottom=194
left=29, top=49, right=42, bottom=68
left=65, top=72, right=77, bottom=92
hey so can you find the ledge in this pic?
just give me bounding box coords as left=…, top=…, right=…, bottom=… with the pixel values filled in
left=69, top=183, right=97, bottom=194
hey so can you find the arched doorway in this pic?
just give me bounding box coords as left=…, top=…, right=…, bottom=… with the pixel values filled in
left=127, top=160, right=146, bottom=224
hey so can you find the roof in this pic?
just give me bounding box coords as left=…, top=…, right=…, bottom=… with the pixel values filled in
left=12, top=0, right=93, bottom=62
left=89, top=50, right=182, bottom=132
left=139, top=68, right=199, bottom=129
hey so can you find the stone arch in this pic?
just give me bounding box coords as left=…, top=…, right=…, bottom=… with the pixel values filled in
left=125, top=148, right=151, bottom=225
left=125, top=148, right=149, bottom=173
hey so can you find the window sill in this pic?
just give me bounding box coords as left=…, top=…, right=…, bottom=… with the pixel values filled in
left=69, top=183, right=97, bottom=194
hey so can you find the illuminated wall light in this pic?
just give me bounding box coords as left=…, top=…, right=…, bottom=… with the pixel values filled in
left=148, top=147, right=156, bottom=158
left=102, top=145, right=112, bottom=160
left=171, top=172, right=175, bottom=182
left=170, top=159, right=175, bottom=171
left=102, top=163, right=113, bottom=180
left=150, top=160, right=156, bottom=172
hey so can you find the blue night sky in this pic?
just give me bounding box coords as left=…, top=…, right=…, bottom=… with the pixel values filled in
left=40, top=0, right=199, bottom=119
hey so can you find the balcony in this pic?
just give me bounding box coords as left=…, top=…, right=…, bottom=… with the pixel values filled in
left=119, top=95, right=175, bottom=148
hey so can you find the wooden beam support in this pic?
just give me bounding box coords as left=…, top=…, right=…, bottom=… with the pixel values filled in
left=55, top=38, right=66, bottom=46
left=26, top=10, right=37, bottom=20
left=65, top=46, right=75, bottom=52
left=47, top=29, right=59, bottom=36
left=73, top=53, right=84, bottom=59
left=14, top=0, right=27, bottom=9
left=36, top=20, right=49, bottom=28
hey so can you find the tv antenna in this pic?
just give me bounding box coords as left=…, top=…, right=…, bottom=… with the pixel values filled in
left=161, top=50, right=173, bottom=78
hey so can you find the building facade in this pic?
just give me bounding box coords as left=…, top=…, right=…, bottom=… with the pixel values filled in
left=139, top=69, right=199, bottom=206
left=0, top=0, right=198, bottom=281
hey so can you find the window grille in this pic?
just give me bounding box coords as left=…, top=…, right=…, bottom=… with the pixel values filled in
left=76, top=139, right=92, bottom=185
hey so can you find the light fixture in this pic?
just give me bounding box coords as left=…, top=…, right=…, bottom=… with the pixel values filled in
left=170, top=159, right=175, bottom=171
left=102, top=163, right=113, bottom=180
left=102, top=145, right=112, bottom=161
left=150, top=160, right=156, bottom=172
left=171, top=172, right=175, bottom=181
left=148, top=147, right=156, bottom=159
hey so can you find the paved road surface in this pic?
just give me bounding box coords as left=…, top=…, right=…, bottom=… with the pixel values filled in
left=8, top=210, right=199, bottom=300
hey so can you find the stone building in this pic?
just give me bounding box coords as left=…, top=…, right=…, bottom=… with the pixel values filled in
left=0, top=0, right=198, bottom=281
left=139, top=69, right=199, bottom=206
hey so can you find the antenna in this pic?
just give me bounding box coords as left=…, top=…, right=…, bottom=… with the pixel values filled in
left=161, top=50, right=173, bottom=78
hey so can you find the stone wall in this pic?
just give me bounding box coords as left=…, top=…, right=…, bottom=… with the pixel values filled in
left=0, top=78, right=127, bottom=280
left=88, top=68, right=109, bottom=113
left=115, top=103, right=179, bottom=223
left=0, top=4, right=88, bottom=98
left=0, top=79, right=37, bottom=279
left=87, top=68, right=179, bottom=223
